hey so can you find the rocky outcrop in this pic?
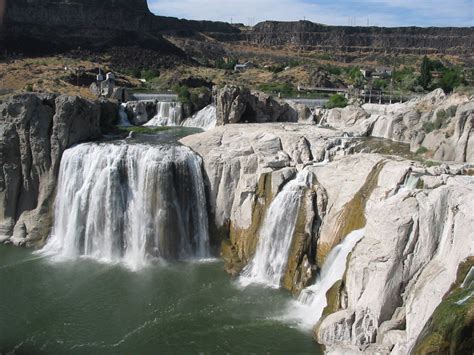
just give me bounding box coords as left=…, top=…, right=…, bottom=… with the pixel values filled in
left=0, top=93, right=107, bottom=246
left=215, top=86, right=298, bottom=125
left=180, top=123, right=356, bottom=284
left=318, top=90, right=474, bottom=163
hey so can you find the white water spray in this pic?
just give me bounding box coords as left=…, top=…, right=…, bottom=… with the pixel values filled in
left=283, top=229, right=365, bottom=329
left=41, top=143, right=209, bottom=270
left=144, top=102, right=183, bottom=126
left=239, top=170, right=313, bottom=288
left=182, top=105, right=217, bottom=130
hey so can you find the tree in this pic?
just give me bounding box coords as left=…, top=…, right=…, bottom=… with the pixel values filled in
left=439, top=68, right=463, bottom=93
left=325, top=94, right=348, bottom=109
left=419, top=56, right=432, bottom=90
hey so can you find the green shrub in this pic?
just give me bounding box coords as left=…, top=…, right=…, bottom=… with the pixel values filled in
left=216, top=57, right=238, bottom=70
left=141, top=69, right=160, bottom=81
left=325, top=94, right=348, bottom=109
left=416, top=146, right=429, bottom=155
left=25, top=84, right=34, bottom=92
left=323, top=65, right=342, bottom=76
left=422, top=121, right=436, bottom=133
left=173, top=85, right=191, bottom=104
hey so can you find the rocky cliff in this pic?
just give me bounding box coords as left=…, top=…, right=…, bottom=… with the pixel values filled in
left=238, top=21, right=474, bottom=56
left=0, top=0, right=237, bottom=56
left=0, top=93, right=116, bottom=246
left=2, top=2, right=473, bottom=58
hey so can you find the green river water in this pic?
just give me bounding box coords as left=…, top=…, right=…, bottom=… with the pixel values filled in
left=0, top=246, right=321, bottom=354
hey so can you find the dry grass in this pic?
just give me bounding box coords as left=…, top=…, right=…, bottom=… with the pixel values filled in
left=0, top=56, right=141, bottom=99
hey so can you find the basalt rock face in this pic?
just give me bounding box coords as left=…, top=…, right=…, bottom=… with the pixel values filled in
left=241, top=21, right=474, bottom=56
left=0, top=0, right=237, bottom=56
left=0, top=93, right=108, bottom=246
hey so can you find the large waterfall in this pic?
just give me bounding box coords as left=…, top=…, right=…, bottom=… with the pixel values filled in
left=144, top=102, right=183, bottom=127
left=239, top=170, right=313, bottom=288
left=283, top=229, right=365, bottom=329
left=41, top=142, right=210, bottom=270
left=182, top=105, right=217, bottom=131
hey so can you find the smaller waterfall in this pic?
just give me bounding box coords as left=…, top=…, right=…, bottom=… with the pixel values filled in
left=144, top=102, right=183, bottom=127
left=118, top=103, right=132, bottom=127
left=397, top=173, right=420, bottom=194
left=239, top=170, right=313, bottom=288
left=182, top=105, right=217, bottom=131
left=283, top=229, right=365, bottom=329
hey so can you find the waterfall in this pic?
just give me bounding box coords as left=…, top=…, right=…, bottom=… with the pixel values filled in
left=41, top=142, right=210, bottom=270
left=239, top=170, right=313, bottom=288
left=118, top=103, right=132, bottom=126
left=181, top=105, right=217, bottom=131
left=144, top=102, right=183, bottom=127
left=283, top=229, right=365, bottom=329
left=397, top=173, right=420, bottom=194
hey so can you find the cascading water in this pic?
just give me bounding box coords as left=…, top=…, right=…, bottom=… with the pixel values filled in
left=182, top=105, right=217, bottom=131
left=239, top=170, right=313, bottom=288
left=144, top=102, right=183, bottom=127
left=118, top=103, right=132, bottom=126
left=283, top=229, right=365, bottom=329
left=41, top=142, right=210, bottom=270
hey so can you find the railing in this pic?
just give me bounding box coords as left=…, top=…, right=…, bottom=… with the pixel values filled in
left=128, top=93, right=178, bottom=102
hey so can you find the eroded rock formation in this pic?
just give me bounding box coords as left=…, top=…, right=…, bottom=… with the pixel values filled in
left=317, top=89, right=474, bottom=163
left=0, top=93, right=114, bottom=245
left=215, top=86, right=299, bottom=125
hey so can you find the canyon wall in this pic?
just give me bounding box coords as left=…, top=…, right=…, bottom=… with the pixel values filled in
left=237, top=21, right=474, bottom=56
left=1, top=1, right=473, bottom=57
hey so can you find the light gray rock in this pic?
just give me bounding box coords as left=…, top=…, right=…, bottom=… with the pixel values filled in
left=317, top=173, right=474, bottom=353
left=0, top=93, right=102, bottom=245
left=215, top=85, right=298, bottom=125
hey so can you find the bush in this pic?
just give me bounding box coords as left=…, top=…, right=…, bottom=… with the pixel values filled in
left=416, top=146, right=429, bottom=155
left=422, top=121, right=436, bottom=133
left=141, top=69, right=160, bottom=81
left=439, top=68, right=463, bottom=93
left=173, top=85, right=191, bottom=104
left=25, top=84, right=34, bottom=92
left=216, top=57, right=238, bottom=70
left=325, top=94, right=348, bottom=109
left=373, top=79, right=389, bottom=90
left=323, top=65, right=342, bottom=76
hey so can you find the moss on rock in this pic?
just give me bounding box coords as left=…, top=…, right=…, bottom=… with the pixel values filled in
left=221, top=172, right=273, bottom=275
left=317, top=160, right=385, bottom=265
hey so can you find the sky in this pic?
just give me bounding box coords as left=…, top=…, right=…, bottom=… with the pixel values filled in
left=149, top=0, right=474, bottom=27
